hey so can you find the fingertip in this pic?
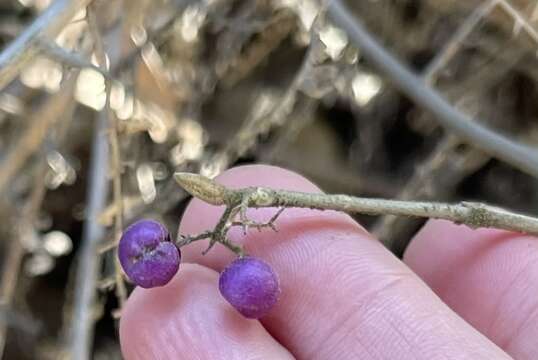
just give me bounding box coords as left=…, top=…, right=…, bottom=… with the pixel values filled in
left=403, top=219, right=517, bottom=291
left=404, top=219, right=538, bottom=358
left=120, top=263, right=292, bottom=360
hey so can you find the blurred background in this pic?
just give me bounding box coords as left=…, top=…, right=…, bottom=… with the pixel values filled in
left=0, top=0, right=537, bottom=358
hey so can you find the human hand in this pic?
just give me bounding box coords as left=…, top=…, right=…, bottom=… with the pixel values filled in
left=120, top=165, right=538, bottom=359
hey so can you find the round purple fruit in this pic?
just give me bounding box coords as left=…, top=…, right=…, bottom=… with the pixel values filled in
left=219, top=256, right=280, bottom=319
left=118, top=219, right=180, bottom=288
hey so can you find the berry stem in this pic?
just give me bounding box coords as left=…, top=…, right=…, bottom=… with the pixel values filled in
left=176, top=205, right=250, bottom=257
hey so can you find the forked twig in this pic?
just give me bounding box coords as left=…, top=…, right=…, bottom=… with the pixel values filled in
left=0, top=76, right=77, bottom=195
left=37, top=39, right=110, bottom=77
left=374, top=0, right=507, bottom=250
left=174, top=172, right=538, bottom=255
left=496, top=0, right=538, bottom=44
left=0, top=0, right=91, bottom=89
left=326, top=0, right=538, bottom=178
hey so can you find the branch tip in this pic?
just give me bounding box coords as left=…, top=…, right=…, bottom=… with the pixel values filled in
left=173, top=172, right=227, bottom=205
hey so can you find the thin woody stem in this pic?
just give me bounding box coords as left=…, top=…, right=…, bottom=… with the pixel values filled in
left=177, top=231, right=215, bottom=247
left=87, top=7, right=127, bottom=309
left=326, top=0, right=538, bottom=179
left=174, top=172, right=538, bottom=237
left=0, top=0, right=91, bottom=90
left=271, top=191, right=538, bottom=235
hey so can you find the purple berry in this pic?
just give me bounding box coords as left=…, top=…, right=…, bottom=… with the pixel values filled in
left=218, top=256, right=280, bottom=319
left=118, top=219, right=180, bottom=288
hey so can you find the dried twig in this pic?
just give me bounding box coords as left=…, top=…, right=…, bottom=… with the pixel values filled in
left=68, top=23, right=109, bottom=360
left=37, top=39, right=110, bottom=77
left=0, top=150, right=61, bottom=357
left=0, top=0, right=91, bottom=89
left=68, top=6, right=127, bottom=359
left=496, top=0, right=538, bottom=43
left=219, top=9, right=297, bottom=87
left=372, top=0, right=538, bottom=253
left=219, top=20, right=321, bottom=166
left=68, top=108, right=109, bottom=360
left=260, top=97, right=317, bottom=162
left=373, top=0, right=513, bottom=250
left=0, top=76, right=77, bottom=195
left=348, top=0, right=510, bottom=172
left=326, top=0, right=538, bottom=178
left=99, top=15, right=324, bottom=230
left=372, top=137, right=490, bottom=251
left=174, top=172, right=538, bottom=255
left=87, top=5, right=127, bottom=311
left=0, top=237, right=24, bottom=357
left=423, top=0, right=498, bottom=83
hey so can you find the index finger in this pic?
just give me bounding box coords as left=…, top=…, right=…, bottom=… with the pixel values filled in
left=179, top=165, right=508, bottom=359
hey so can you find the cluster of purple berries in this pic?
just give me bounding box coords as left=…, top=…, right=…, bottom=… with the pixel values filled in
left=118, top=219, right=280, bottom=319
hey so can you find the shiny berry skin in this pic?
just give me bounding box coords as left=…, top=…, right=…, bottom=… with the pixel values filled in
left=118, top=219, right=180, bottom=288
left=218, top=256, right=280, bottom=319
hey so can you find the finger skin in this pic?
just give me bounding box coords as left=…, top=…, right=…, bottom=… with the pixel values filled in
left=405, top=219, right=538, bottom=359
left=179, top=165, right=509, bottom=359
left=120, top=263, right=294, bottom=360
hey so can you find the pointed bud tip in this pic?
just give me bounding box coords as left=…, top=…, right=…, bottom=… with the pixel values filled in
left=173, top=172, right=199, bottom=194
left=172, top=172, right=226, bottom=205
left=173, top=172, right=190, bottom=185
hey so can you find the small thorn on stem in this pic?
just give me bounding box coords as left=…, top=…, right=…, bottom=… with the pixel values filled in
left=201, top=241, right=216, bottom=256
